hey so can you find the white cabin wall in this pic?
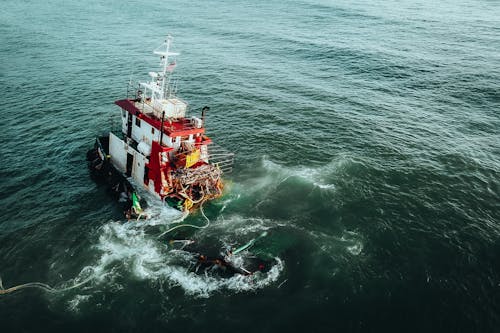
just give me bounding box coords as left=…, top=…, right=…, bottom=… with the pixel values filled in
left=121, top=109, right=127, bottom=134
left=173, top=136, right=181, bottom=149
left=131, top=115, right=160, bottom=147
left=109, top=132, right=127, bottom=173
left=131, top=151, right=148, bottom=187
left=124, top=112, right=176, bottom=150
left=161, top=135, right=173, bottom=147
left=131, top=115, right=147, bottom=144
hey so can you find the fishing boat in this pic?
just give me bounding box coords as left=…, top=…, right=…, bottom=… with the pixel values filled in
left=87, top=36, right=233, bottom=217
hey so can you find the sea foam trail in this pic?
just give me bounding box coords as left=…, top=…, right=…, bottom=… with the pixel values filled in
left=260, top=156, right=353, bottom=191
left=67, top=157, right=353, bottom=306
left=68, top=216, right=284, bottom=306
left=247, top=157, right=365, bottom=257
left=220, top=156, right=350, bottom=217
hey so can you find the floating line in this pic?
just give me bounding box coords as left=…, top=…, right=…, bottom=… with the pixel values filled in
left=157, top=201, right=210, bottom=238
left=0, top=274, right=94, bottom=296
left=232, top=231, right=268, bottom=255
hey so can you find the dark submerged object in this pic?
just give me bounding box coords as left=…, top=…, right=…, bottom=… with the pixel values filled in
left=173, top=240, right=273, bottom=277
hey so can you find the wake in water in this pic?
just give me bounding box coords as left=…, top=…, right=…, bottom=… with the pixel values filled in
left=0, top=200, right=283, bottom=302
left=68, top=213, right=284, bottom=301
left=226, top=156, right=365, bottom=262
left=1, top=156, right=362, bottom=304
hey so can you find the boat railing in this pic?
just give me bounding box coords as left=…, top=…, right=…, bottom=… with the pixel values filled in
left=208, top=144, right=235, bottom=174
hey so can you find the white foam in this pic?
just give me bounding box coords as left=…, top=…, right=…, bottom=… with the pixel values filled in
left=68, top=159, right=349, bottom=304
left=310, top=229, right=364, bottom=257
left=157, top=257, right=284, bottom=298
left=215, top=193, right=241, bottom=213
left=207, top=214, right=281, bottom=237
left=126, top=177, right=185, bottom=226
left=346, top=243, right=363, bottom=255
left=68, top=218, right=283, bottom=301
left=260, top=156, right=345, bottom=191
left=314, top=183, right=336, bottom=190
left=67, top=294, right=91, bottom=312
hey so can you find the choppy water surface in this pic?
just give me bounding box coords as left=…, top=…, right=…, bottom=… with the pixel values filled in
left=1, top=0, right=499, bottom=331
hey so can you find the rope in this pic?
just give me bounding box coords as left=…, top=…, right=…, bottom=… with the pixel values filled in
left=0, top=202, right=212, bottom=295
left=231, top=231, right=268, bottom=255
left=157, top=201, right=210, bottom=238
left=0, top=194, right=214, bottom=296
left=0, top=274, right=94, bottom=296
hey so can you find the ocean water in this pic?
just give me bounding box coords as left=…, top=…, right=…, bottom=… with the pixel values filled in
left=1, top=0, right=499, bottom=331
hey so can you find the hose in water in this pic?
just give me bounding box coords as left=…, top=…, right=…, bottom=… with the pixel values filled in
left=157, top=201, right=210, bottom=238
left=1, top=203, right=212, bottom=295
left=0, top=274, right=94, bottom=296
left=231, top=231, right=268, bottom=255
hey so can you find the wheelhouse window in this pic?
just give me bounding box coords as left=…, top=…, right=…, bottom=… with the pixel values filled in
left=135, top=117, right=141, bottom=127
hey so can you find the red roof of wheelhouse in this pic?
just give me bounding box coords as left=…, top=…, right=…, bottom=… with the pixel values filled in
left=115, top=99, right=207, bottom=138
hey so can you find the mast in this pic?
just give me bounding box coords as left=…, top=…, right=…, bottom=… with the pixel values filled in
left=159, top=110, right=165, bottom=146
left=152, top=35, right=179, bottom=100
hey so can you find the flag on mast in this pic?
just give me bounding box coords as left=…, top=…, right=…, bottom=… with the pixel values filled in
left=166, top=61, right=176, bottom=72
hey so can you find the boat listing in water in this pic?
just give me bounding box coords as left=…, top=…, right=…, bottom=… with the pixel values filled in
left=87, top=36, right=234, bottom=218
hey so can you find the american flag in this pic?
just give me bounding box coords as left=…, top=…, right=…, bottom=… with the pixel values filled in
left=166, top=61, right=176, bottom=72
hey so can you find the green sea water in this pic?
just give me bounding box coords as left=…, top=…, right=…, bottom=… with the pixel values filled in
left=1, top=0, right=499, bottom=331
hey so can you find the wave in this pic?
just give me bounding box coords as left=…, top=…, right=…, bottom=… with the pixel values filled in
left=244, top=155, right=346, bottom=194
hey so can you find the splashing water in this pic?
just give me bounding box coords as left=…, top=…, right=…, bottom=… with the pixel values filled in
left=67, top=213, right=284, bottom=302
